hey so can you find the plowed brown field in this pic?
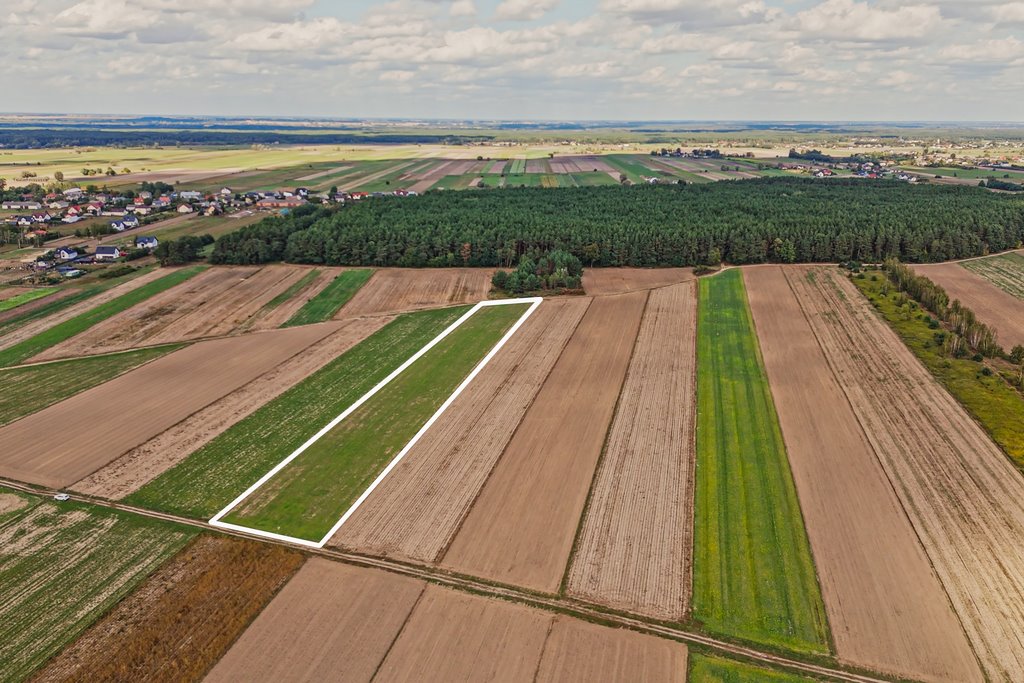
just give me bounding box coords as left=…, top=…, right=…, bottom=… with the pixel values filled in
left=746, top=266, right=981, bottom=683
left=205, top=559, right=425, bottom=683
left=442, top=292, right=646, bottom=593
left=336, top=268, right=493, bottom=317
left=535, top=617, right=688, bottom=683
left=566, top=282, right=696, bottom=621
left=792, top=266, right=1024, bottom=681
left=0, top=323, right=339, bottom=488
left=72, top=317, right=391, bottom=499
left=330, top=298, right=588, bottom=562
left=582, top=267, right=693, bottom=295
left=373, top=585, right=550, bottom=683
left=911, top=262, right=1024, bottom=350
left=32, top=265, right=314, bottom=360
left=247, top=267, right=344, bottom=331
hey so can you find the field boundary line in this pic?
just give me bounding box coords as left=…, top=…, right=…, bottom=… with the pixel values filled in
left=209, top=296, right=542, bottom=548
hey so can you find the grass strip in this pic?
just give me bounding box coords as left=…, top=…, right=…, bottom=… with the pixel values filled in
left=0, top=287, right=58, bottom=312
left=0, top=266, right=204, bottom=367
left=224, top=303, right=527, bottom=540
left=0, top=495, right=195, bottom=683
left=688, top=654, right=816, bottom=682
left=854, top=272, right=1024, bottom=468
left=0, top=345, right=183, bottom=428
left=693, top=269, right=830, bottom=654
left=283, top=268, right=373, bottom=327
left=128, top=305, right=470, bottom=518
left=263, top=269, right=320, bottom=311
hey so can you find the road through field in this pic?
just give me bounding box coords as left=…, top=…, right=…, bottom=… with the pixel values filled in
left=582, top=267, right=693, bottom=295
left=566, top=282, right=696, bottom=621
left=442, top=291, right=645, bottom=593
left=745, top=266, right=981, bottom=683
left=791, top=266, right=1024, bottom=681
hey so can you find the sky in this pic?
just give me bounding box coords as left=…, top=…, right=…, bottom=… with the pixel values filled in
left=4, top=0, right=1023, bottom=121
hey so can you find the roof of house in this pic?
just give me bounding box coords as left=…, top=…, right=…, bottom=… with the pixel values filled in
left=95, top=246, right=120, bottom=255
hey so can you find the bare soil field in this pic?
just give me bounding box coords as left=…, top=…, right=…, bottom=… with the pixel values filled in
left=72, top=317, right=391, bottom=499
left=33, top=535, right=303, bottom=683
left=745, top=266, right=981, bottom=683
left=205, top=559, right=425, bottom=683
left=535, top=617, right=688, bottom=683
left=330, top=298, right=589, bottom=561
left=911, top=262, right=1024, bottom=350
left=32, top=265, right=314, bottom=360
left=373, top=584, right=551, bottom=683
left=442, top=292, right=646, bottom=593
left=583, top=267, right=693, bottom=295
left=0, top=323, right=339, bottom=488
left=791, top=266, right=1024, bottom=681
left=337, top=267, right=494, bottom=317
left=245, top=267, right=344, bottom=331
left=0, top=268, right=168, bottom=353
left=566, top=283, right=696, bottom=621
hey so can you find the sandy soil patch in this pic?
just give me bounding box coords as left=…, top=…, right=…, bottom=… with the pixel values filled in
left=0, top=492, right=27, bottom=515
left=374, top=584, right=550, bottom=683
left=331, top=298, right=588, bottom=561
left=337, top=267, right=493, bottom=318
left=583, top=267, right=693, bottom=296
left=205, top=559, right=424, bottom=683
left=566, top=282, right=697, bottom=621
left=442, top=292, right=645, bottom=593
left=746, top=266, right=981, bottom=683
left=792, top=266, right=1024, bottom=681
left=535, top=617, right=688, bottom=683
left=911, top=262, right=1024, bottom=350
left=0, top=323, right=339, bottom=488
left=72, top=317, right=390, bottom=499
left=487, top=160, right=507, bottom=174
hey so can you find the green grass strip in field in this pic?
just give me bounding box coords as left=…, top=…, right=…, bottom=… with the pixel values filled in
left=0, top=345, right=183, bottom=428
left=688, top=654, right=816, bottom=682
left=127, top=305, right=470, bottom=518
left=0, top=288, right=58, bottom=312
left=962, top=251, right=1024, bottom=300
left=0, top=495, right=194, bottom=683
left=0, top=266, right=204, bottom=368
left=263, top=269, right=320, bottom=311
left=854, top=273, right=1024, bottom=468
left=283, top=269, right=373, bottom=327
left=693, top=269, right=830, bottom=654
left=223, top=302, right=527, bottom=540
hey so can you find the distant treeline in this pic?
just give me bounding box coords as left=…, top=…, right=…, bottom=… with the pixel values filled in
left=0, top=129, right=494, bottom=148
left=210, top=178, right=1024, bottom=268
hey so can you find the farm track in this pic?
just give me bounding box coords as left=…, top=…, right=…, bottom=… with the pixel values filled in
left=331, top=298, right=589, bottom=562
left=337, top=267, right=494, bottom=318
left=71, top=317, right=392, bottom=500
left=746, top=266, right=982, bottom=683
left=790, top=266, right=1024, bottom=681
left=566, top=282, right=696, bottom=621
left=441, top=292, right=646, bottom=593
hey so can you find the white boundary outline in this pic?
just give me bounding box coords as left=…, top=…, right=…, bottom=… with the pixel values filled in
left=209, top=296, right=543, bottom=548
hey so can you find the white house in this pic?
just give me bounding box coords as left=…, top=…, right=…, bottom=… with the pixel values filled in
left=94, top=246, right=122, bottom=261
left=55, top=247, right=79, bottom=260
left=135, top=236, right=158, bottom=250
left=177, top=204, right=194, bottom=214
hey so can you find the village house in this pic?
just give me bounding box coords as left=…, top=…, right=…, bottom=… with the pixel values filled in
left=135, top=235, right=158, bottom=250
left=256, top=196, right=307, bottom=210
left=31, top=211, right=52, bottom=223
left=62, top=187, right=85, bottom=199
left=177, top=203, right=194, bottom=214
left=94, top=246, right=122, bottom=261
left=1, top=200, right=43, bottom=210
left=54, top=247, right=79, bottom=260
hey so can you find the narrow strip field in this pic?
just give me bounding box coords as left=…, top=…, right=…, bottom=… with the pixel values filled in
left=0, top=345, right=179, bottom=428
left=337, top=268, right=493, bottom=317
left=331, top=297, right=588, bottom=561
left=0, top=496, right=194, bottom=683
left=792, top=266, right=1024, bottom=680
left=442, top=292, right=645, bottom=593
left=0, top=287, right=57, bottom=312
left=220, top=302, right=529, bottom=542
left=689, top=654, right=814, bottom=682
left=283, top=268, right=373, bottom=326
left=127, top=307, right=468, bottom=518
left=962, top=250, right=1024, bottom=299
left=746, top=266, right=981, bottom=683
left=0, top=324, right=337, bottom=488
left=582, top=267, right=693, bottom=295
left=693, top=269, right=829, bottom=654
left=567, top=282, right=697, bottom=621
left=33, top=535, right=303, bottom=683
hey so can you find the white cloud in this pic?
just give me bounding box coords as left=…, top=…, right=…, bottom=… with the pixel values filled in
left=793, top=0, right=943, bottom=42
left=495, top=0, right=558, bottom=21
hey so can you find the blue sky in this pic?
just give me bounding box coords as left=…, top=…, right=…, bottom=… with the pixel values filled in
left=4, top=0, right=1023, bottom=121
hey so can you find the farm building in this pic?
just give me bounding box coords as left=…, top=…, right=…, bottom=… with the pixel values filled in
left=94, top=246, right=122, bottom=261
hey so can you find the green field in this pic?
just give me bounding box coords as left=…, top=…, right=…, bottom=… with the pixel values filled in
left=0, top=266, right=205, bottom=368
left=693, top=270, right=830, bottom=654
left=0, top=288, right=58, bottom=312
left=502, top=173, right=545, bottom=187
left=688, top=655, right=816, bottom=682
left=854, top=272, right=1024, bottom=468
left=283, top=269, right=374, bottom=327
left=224, top=303, right=526, bottom=540
left=902, top=165, right=1017, bottom=180
left=0, top=494, right=194, bottom=682
left=127, top=306, right=470, bottom=518
left=264, top=269, right=320, bottom=311
left=0, top=345, right=181, bottom=427
left=962, top=251, right=1024, bottom=299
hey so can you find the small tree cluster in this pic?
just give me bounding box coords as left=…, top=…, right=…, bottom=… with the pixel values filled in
left=154, top=234, right=214, bottom=265
left=492, top=250, right=583, bottom=295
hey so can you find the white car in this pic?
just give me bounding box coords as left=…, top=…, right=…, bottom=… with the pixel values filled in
left=53, top=493, right=70, bottom=502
